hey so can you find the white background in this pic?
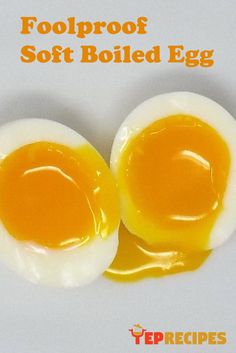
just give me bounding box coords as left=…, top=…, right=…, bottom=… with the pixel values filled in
left=0, top=0, right=236, bottom=352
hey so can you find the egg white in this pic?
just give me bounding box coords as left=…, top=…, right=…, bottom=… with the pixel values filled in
left=111, top=91, right=236, bottom=250
left=0, top=118, right=119, bottom=287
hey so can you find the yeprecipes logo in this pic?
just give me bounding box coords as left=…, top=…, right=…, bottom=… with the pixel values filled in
left=129, top=324, right=227, bottom=346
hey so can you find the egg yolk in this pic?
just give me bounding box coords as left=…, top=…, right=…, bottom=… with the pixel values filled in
left=106, top=115, right=230, bottom=281
left=105, top=223, right=211, bottom=281
left=0, top=142, right=119, bottom=249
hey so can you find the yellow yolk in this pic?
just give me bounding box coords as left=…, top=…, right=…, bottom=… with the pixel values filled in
left=106, top=115, right=230, bottom=281
left=105, top=223, right=211, bottom=281
left=0, top=142, right=119, bottom=249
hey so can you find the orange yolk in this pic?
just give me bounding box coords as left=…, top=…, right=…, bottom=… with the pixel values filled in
left=105, top=223, right=211, bottom=281
left=106, top=115, right=230, bottom=281
left=0, top=142, right=119, bottom=249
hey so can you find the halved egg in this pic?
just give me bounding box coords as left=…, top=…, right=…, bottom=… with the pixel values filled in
left=108, top=92, right=236, bottom=280
left=0, top=119, right=119, bottom=287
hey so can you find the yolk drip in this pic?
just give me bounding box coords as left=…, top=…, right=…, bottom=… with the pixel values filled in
left=0, top=142, right=119, bottom=249
left=105, top=223, right=211, bottom=281
left=106, top=115, right=230, bottom=281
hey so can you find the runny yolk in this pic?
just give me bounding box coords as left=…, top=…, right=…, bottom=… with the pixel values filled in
left=105, top=223, right=211, bottom=281
left=0, top=142, right=119, bottom=249
left=105, top=115, right=230, bottom=281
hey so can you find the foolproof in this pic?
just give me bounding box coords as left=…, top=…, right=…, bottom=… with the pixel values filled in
left=20, top=16, right=148, bottom=38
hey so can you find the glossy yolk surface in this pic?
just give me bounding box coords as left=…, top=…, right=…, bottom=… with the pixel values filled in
left=106, top=115, right=230, bottom=281
left=105, top=223, right=211, bottom=281
left=0, top=142, right=119, bottom=249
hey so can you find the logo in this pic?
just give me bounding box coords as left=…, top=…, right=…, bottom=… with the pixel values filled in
left=129, top=324, right=227, bottom=346
left=129, top=324, right=163, bottom=345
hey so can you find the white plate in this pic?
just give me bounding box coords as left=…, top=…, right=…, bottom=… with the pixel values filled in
left=0, top=1, right=236, bottom=352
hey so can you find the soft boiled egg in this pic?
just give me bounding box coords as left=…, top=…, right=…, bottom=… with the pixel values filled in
left=0, top=119, right=119, bottom=287
left=107, top=92, right=236, bottom=280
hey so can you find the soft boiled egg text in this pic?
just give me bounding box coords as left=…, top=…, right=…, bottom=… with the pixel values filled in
left=106, top=92, right=236, bottom=281
left=0, top=119, right=119, bottom=287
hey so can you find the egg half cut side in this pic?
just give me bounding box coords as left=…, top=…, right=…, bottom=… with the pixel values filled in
left=0, top=119, right=120, bottom=287
left=108, top=92, right=236, bottom=281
